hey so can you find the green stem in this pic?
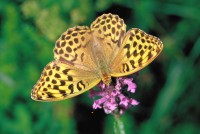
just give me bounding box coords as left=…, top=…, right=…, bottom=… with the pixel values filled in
left=114, top=114, right=125, bottom=134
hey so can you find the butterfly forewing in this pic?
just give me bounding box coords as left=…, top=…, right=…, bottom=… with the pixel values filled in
left=31, top=61, right=101, bottom=101
left=110, top=28, right=163, bottom=77
left=54, top=26, right=97, bottom=72
left=90, top=13, right=126, bottom=66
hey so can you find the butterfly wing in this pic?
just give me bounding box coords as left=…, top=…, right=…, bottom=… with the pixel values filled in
left=31, top=61, right=101, bottom=101
left=32, top=26, right=101, bottom=101
left=110, top=28, right=163, bottom=77
left=90, top=13, right=126, bottom=66
left=54, top=26, right=97, bottom=72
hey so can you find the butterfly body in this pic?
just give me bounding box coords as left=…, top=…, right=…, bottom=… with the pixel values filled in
left=101, top=71, right=111, bottom=86
left=31, top=13, right=163, bottom=101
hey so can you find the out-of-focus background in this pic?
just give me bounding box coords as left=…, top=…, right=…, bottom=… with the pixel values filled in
left=0, top=0, right=199, bottom=134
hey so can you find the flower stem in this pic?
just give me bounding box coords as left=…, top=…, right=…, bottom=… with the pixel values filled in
left=114, top=114, right=125, bottom=134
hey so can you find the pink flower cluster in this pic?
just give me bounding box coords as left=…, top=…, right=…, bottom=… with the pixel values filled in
left=89, top=77, right=139, bottom=114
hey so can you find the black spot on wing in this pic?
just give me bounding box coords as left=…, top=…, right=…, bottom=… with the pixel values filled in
left=130, top=60, right=136, bottom=69
left=53, top=85, right=59, bottom=90
left=55, top=73, right=61, bottom=78
left=52, top=79, right=57, bottom=84
left=47, top=92, right=54, bottom=98
left=60, top=80, right=65, bottom=86
left=126, top=51, right=131, bottom=58
left=122, top=63, right=129, bottom=72
left=68, top=84, right=74, bottom=94
left=124, top=44, right=130, bottom=49
left=63, top=69, right=70, bottom=74
left=77, top=80, right=85, bottom=91
left=138, top=58, right=143, bottom=66
left=59, top=90, right=67, bottom=95
left=68, top=76, right=73, bottom=81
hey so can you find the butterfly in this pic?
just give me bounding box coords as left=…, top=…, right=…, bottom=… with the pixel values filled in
left=31, top=13, right=163, bottom=101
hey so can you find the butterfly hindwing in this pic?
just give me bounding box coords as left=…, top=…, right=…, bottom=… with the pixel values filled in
left=110, top=28, right=163, bottom=77
left=31, top=61, right=101, bottom=101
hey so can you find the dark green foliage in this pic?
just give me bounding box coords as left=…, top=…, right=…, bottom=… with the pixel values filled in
left=0, top=0, right=199, bottom=134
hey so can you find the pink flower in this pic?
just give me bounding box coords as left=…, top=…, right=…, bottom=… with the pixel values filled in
left=89, top=77, right=139, bottom=114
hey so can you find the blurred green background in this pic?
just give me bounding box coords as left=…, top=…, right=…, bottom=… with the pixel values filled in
left=0, top=0, right=200, bottom=134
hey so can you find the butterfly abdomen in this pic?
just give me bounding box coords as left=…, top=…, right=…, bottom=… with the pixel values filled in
left=101, top=72, right=111, bottom=86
